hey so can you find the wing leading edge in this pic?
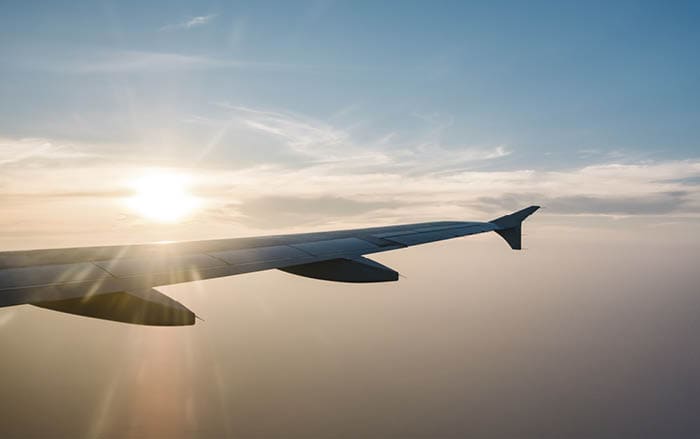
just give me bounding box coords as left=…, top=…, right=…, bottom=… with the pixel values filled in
left=0, top=206, right=539, bottom=326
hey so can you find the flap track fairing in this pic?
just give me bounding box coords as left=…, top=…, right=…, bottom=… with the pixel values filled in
left=279, top=256, right=398, bottom=283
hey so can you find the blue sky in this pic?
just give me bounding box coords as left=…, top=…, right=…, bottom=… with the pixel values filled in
left=2, top=0, right=698, bottom=158
left=0, top=1, right=699, bottom=247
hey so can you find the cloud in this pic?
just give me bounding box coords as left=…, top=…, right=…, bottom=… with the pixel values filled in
left=159, top=106, right=700, bottom=226
left=1, top=107, right=700, bottom=243
left=0, top=189, right=131, bottom=200
left=226, top=195, right=398, bottom=228
left=216, top=105, right=510, bottom=172
left=577, top=149, right=626, bottom=160
left=57, top=51, right=286, bottom=74
left=231, top=106, right=350, bottom=156
left=159, top=14, right=218, bottom=32
left=193, top=160, right=700, bottom=225
left=661, top=176, right=700, bottom=186
left=2, top=151, right=700, bottom=244
left=14, top=49, right=305, bottom=74
left=74, top=52, right=217, bottom=73
left=478, top=191, right=692, bottom=216
left=0, top=138, right=94, bottom=167
left=387, top=144, right=511, bottom=175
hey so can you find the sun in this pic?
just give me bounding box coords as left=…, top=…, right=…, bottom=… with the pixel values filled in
left=127, top=172, right=200, bottom=222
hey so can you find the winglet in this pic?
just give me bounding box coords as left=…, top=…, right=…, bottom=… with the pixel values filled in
left=489, top=205, right=540, bottom=250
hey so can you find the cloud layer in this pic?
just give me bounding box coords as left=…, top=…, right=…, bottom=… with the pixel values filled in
left=1, top=105, right=699, bottom=247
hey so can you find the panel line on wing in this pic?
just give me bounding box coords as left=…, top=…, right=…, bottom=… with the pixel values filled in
left=0, top=262, right=113, bottom=290
left=94, top=254, right=226, bottom=278
left=207, top=245, right=311, bottom=266
left=376, top=224, right=495, bottom=246
left=289, top=238, right=379, bottom=257
left=91, top=261, right=119, bottom=278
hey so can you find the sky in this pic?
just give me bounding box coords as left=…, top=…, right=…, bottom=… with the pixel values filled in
left=1, top=1, right=700, bottom=438
left=1, top=0, right=699, bottom=248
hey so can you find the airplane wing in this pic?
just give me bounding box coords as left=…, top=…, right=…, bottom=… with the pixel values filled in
left=0, top=206, right=539, bottom=326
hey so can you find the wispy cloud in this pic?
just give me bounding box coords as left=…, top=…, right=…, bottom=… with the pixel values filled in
left=229, top=195, right=397, bottom=228
left=214, top=104, right=510, bottom=171
left=71, top=52, right=219, bottom=73
left=159, top=14, right=218, bottom=32
left=0, top=138, right=93, bottom=166
left=57, top=51, right=293, bottom=74
left=13, top=48, right=305, bottom=74
left=225, top=105, right=352, bottom=157
left=478, top=191, right=693, bottom=216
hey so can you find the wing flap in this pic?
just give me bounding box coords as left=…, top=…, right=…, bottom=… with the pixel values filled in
left=32, top=288, right=195, bottom=326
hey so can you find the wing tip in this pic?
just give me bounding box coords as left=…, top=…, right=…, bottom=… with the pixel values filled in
left=489, top=205, right=540, bottom=250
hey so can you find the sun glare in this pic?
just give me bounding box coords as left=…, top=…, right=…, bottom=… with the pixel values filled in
left=127, top=173, right=200, bottom=222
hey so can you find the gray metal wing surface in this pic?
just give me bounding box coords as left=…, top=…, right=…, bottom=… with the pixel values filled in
left=0, top=206, right=539, bottom=326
